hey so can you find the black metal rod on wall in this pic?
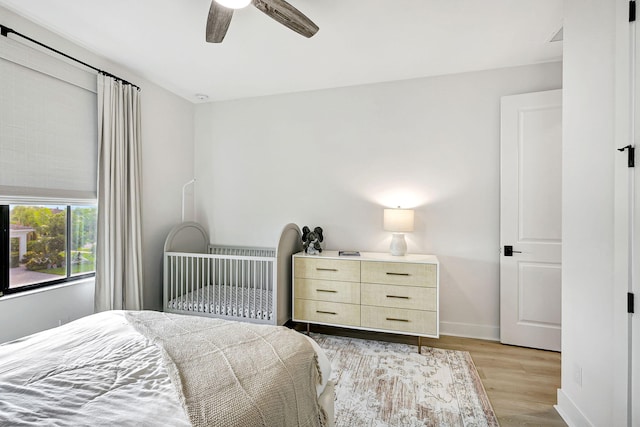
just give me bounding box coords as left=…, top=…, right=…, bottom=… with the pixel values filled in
left=0, top=23, right=140, bottom=90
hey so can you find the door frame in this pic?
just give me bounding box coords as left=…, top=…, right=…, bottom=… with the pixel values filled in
left=613, top=1, right=634, bottom=425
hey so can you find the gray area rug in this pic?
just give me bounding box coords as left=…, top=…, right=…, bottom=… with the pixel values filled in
left=312, top=334, right=499, bottom=427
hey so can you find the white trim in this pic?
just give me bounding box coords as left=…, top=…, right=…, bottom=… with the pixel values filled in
left=439, top=320, right=500, bottom=341
left=613, top=0, right=634, bottom=424
left=555, top=388, right=594, bottom=427
left=0, top=276, right=94, bottom=301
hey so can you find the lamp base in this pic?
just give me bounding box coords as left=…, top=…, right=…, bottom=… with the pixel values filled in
left=389, top=233, right=407, bottom=256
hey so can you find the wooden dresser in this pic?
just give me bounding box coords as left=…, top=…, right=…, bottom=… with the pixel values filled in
left=293, top=251, right=439, bottom=351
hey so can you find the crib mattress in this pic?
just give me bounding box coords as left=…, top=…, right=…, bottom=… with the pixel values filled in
left=167, top=285, right=274, bottom=321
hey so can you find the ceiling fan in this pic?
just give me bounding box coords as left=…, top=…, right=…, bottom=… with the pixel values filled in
left=206, top=0, right=319, bottom=43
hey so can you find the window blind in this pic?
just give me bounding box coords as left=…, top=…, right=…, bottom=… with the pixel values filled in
left=0, top=35, right=97, bottom=202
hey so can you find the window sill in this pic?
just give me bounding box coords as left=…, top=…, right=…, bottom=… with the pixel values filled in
left=1, top=277, right=94, bottom=301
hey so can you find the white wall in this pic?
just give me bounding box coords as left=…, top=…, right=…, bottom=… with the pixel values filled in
left=0, top=279, right=94, bottom=343
left=556, top=0, right=625, bottom=425
left=140, top=81, right=195, bottom=310
left=0, top=6, right=195, bottom=340
left=194, top=62, right=562, bottom=340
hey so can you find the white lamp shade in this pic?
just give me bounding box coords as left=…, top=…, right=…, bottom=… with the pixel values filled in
left=215, top=0, right=251, bottom=8
left=384, top=208, right=415, bottom=232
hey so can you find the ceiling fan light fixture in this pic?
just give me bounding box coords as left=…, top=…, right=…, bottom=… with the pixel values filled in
left=206, top=0, right=319, bottom=43
left=215, top=0, right=251, bottom=9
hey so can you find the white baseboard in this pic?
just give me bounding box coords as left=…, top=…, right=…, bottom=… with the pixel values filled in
left=439, top=321, right=500, bottom=341
left=555, top=389, right=593, bottom=427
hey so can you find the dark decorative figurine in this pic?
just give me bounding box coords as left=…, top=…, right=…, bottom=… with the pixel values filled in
left=302, top=226, right=324, bottom=255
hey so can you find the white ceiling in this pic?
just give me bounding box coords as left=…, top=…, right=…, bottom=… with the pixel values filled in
left=0, top=0, right=563, bottom=103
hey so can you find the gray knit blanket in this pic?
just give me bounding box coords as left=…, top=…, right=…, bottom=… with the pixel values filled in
left=125, top=311, right=326, bottom=427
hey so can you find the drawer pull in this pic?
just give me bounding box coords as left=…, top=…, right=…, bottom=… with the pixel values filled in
left=316, top=310, right=337, bottom=315
left=386, top=272, right=410, bottom=276
left=386, top=317, right=409, bottom=322
left=317, top=289, right=337, bottom=293
left=317, top=268, right=338, bottom=272
left=386, top=295, right=409, bottom=299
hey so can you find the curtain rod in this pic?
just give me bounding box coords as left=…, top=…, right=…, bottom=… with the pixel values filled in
left=0, top=24, right=140, bottom=90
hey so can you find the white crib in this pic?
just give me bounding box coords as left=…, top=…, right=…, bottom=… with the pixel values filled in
left=163, top=222, right=302, bottom=325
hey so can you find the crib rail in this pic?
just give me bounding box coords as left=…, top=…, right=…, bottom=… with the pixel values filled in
left=164, top=250, right=276, bottom=323
left=208, top=244, right=275, bottom=257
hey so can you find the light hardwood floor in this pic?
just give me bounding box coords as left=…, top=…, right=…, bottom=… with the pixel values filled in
left=421, top=334, right=566, bottom=427
left=300, top=324, right=566, bottom=427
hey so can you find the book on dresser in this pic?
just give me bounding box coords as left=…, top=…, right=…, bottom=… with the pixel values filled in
left=292, top=250, right=439, bottom=352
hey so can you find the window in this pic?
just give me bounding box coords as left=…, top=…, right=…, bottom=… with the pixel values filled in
left=1, top=204, right=97, bottom=294
left=0, top=24, right=98, bottom=296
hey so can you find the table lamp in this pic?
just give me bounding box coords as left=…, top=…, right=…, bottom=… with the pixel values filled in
left=383, top=207, right=414, bottom=256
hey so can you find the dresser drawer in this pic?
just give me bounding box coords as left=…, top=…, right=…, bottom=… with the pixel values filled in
left=361, top=261, right=436, bottom=287
left=295, top=278, right=360, bottom=304
left=361, top=306, right=436, bottom=335
left=294, top=299, right=360, bottom=327
left=361, top=283, right=436, bottom=311
left=294, top=257, right=360, bottom=282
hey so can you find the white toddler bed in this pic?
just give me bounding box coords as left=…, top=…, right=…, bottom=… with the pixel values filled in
left=163, top=222, right=302, bottom=325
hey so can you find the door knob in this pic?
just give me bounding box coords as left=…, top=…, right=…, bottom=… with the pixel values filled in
left=504, top=246, right=522, bottom=256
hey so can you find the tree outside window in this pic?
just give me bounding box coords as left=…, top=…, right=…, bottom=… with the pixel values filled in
left=7, top=204, right=97, bottom=290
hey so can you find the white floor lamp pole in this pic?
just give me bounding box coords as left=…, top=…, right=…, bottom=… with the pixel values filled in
left=182, top=178, right=196, bottom=223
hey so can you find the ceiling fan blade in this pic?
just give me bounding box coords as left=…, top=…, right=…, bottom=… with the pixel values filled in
left=253, top=0, right=319, bottom=38
left=206, top=1, right=234, bottom=43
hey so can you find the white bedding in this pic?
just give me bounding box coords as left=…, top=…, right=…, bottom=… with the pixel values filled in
left=0, top=310, right=331, bottom=426
left=305, top=333, right=332, bottom=397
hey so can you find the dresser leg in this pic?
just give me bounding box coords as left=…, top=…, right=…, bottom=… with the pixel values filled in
left=306, top=322, right=310, bottom=335
left=418, top=336, right=422, bottom=354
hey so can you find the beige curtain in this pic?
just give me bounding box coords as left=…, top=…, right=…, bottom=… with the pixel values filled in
left=95, top=74, right=143, bottom=311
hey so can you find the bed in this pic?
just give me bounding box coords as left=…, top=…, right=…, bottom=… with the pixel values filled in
left=0, top=310, right=334, bottom=426
left=164, top=222, right=302, bottom=325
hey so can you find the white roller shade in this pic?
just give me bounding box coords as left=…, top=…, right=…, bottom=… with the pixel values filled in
left=0, top=35, right=97, bottom=201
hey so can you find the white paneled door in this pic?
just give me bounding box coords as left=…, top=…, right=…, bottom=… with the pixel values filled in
left=500, top=90, right=562, bottom=352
